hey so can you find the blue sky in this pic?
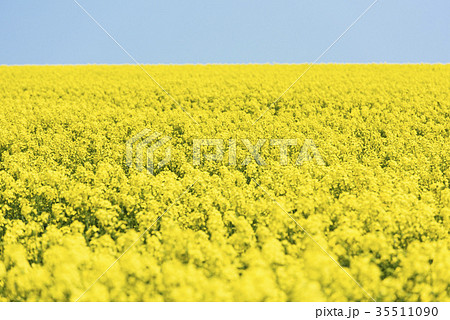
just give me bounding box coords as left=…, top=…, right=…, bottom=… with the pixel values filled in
left=1, top=0, right=449, bottom=65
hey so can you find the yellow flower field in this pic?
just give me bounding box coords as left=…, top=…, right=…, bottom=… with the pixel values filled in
left=0, top=64, right=449, bottom=301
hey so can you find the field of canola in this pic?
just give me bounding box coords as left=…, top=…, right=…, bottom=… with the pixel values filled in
left=0, top=64, right=449, bottom=301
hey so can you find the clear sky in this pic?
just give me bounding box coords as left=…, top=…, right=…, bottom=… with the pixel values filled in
left=1, top=0, right=449, bottom=65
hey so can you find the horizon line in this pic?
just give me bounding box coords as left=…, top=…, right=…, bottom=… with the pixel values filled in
left=1, top=62, right=449, bottom=67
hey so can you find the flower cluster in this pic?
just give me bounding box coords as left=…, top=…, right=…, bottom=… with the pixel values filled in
left=0, top=64, right=448, bottom=301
